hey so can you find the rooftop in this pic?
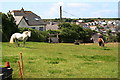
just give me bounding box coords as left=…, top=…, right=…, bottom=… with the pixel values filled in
left=11, top=8, right=46, bottom=26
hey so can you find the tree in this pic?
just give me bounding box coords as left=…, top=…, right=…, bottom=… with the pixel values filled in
left=2, top=13, right=18, bottom=42
left=60, top=28, right=79, bottom=42
left=47, top=30, right=60, bottom=34
left=58, top=23, right=93, bottom=43
left=65, top=18, right=72, bottom=22
left=117, top=32, right=120, bottom=42
left=58, top=22, right=72, bottom=29
left=82, top=29, right=93, bottom=42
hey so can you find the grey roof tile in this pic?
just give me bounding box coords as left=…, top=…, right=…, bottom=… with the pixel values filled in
left=12, top=9, right=46, bottom=26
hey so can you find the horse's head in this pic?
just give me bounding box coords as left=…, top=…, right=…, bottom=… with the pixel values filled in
left=28, top=31, right=31, bottom=37
left=23, top=31, right=31, bottom=37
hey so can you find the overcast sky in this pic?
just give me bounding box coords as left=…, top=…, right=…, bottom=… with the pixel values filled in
left=1, top=0, right=119, bottom=19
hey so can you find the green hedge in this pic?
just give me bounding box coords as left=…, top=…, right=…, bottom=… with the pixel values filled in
left=18, top=27, right=48, bottom=42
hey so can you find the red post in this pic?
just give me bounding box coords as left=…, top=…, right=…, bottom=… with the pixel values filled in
left=18, top=61, right=23, bottom=80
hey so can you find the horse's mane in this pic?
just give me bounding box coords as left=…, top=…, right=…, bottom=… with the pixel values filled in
left=23, top=31, right=28, bottom=34
left=23, top=31, right=31, bottom=37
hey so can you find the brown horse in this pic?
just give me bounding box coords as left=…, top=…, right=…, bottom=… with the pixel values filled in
left=98, top=38, right=105, bottom=47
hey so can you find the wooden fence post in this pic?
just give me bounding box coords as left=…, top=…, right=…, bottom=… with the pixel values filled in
left=18, top=61, right=23, bottom=80
left=20, top=52, right=24, bottom=75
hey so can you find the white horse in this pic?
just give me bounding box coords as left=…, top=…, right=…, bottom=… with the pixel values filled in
left=10, top=31, right=31, bottom=47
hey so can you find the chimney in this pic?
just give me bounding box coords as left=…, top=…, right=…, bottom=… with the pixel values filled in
left=8, top=10, right=11, bottom=15
left=21, top=7, right=24, bottom=12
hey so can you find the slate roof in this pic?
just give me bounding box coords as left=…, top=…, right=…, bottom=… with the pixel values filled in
left=11, top=8, right=46, bottom=26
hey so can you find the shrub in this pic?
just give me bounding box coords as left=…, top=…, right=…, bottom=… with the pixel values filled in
left=60, top=28, right=79, bottom=43
left=58, top=23, right=93, bottom=43
left=18, top=27, right=48, bottom=42
left=47, top=30, right=60, bottom=34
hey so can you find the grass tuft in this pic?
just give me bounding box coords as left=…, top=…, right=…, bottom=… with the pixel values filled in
left=44, top=57, right=67, bottom=61
left=2, top=56, right=19, bottom=63
left=47, top=61, right=59, bottom=64
left=45, top=57, right=67, bottom=64
left=48, top=69, right=62, bottom=74
left=74, top=55, right=117, bottom=62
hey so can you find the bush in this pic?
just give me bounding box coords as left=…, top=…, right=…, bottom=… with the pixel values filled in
left=18, top=27, right=48, bottom=42
left=58, top=22, right=72, bottom=29
left=60, top=28, right=79, bottom=43
left=58, top=23, right=94, bottom=43
left=108, top=35, right=117, bottom=42
left=47, top=30, right=60, bottom=34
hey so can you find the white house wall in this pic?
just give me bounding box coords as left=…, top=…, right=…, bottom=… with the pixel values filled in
left=18, top=19, right=29, bottom=28
left=18, top=19, right=46, bottom=31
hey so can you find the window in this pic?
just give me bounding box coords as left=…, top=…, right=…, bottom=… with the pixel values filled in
left=39, top=27, right=43, bottom=31
left=31, top=27, right=35, bottom=29
left=35, top=18, right=39, bottom=21
left=25, top=18, right=28, bottom=20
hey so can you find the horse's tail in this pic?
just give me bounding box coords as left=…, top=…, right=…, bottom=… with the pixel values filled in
left=10, top=34, right=15, bottom=43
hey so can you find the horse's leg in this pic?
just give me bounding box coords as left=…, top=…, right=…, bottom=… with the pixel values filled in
left=23, top=37, right=28, bottom=47
left=22, top=40, right=26, bottom=47
left=15, top=39, right=20, bottom=47
left=23, top=41, right=25, bottom=47
left=102, top=42, right=105, bottom=47
left=99, top=42, right=101, bottom=46
left=15, top=39, right=17, bottom=47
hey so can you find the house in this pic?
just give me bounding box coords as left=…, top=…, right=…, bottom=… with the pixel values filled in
left=46, top=22, right=59, bottom=30
left=10, top=8, right=46, bottom=31
left=76, top=20, right=84, bottom=25
left=89, top=26, right=97, bottom=30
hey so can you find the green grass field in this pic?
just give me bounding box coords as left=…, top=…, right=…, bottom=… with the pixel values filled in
left=2, top=42, right=118, bottom=78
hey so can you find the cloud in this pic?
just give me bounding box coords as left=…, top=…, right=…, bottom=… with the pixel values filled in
left=61, top=3, right=93, bottom=18
left=66, top=3, right=92, bottom=8
left=42, top=1, right=117, bottom=18
left=102, top=3, right=110, bottom=8
left=56, top=1, right=64, bottom=6
left=43, top=1, right=64, bottom=18
left=0, top=0, right=119, bottom=2
left=91, top=9, right=118, bottom=17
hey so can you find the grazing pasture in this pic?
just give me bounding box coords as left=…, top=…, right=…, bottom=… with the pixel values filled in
left=2, top=42, right=118, bottom=78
